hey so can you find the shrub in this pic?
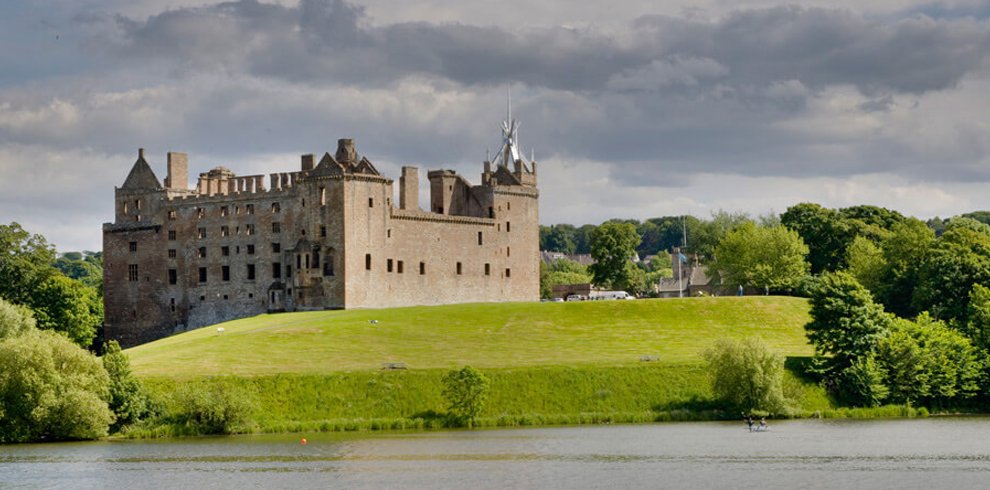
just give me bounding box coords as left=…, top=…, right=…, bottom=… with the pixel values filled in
left=442, top=366, right=490, bottom=426
left=0, top=298, right=36, bottom=340
left=703, top=338, right=786, bottom=413
left=838, top=354, right=888, bottom=407
left=103, top=340, right=149, bottom=431
left=0, top=330, right=113, bottom=442
left=172, top=381, right=257, bottom=435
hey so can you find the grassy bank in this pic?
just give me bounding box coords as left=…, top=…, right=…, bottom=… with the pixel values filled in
left=129, top=362, right=839, bottom=437
left=128, top=297, right=814, bottom=377
left=123, top=297, right=921, bottom=437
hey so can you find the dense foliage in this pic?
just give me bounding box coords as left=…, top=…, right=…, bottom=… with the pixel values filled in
left=710, top=223, right=809, bottom=292
left=589, top=222, right=641, bottom=291
left=103, top=340, right=150, bottom=431
left=442, top=366, right=490, bottom=425
left=704, top=338, right=786, bottom=413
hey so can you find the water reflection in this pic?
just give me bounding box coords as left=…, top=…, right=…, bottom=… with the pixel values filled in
left=3, top=419, right=990, bottom=489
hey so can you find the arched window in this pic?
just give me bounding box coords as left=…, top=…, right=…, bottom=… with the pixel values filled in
left=324, top=248, right=335, bottom=276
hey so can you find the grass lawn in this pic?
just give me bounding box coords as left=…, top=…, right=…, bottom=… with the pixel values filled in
left=127, top=296, right=814, bottom=378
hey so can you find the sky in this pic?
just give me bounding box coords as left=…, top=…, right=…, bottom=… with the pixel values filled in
left=2, top=0, right=990, bottom=251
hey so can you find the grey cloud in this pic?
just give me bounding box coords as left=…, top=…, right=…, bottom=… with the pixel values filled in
left=98, top=1, right=990, bottom=96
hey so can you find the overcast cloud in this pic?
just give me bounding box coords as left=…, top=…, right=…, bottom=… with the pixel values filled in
left=2, top=0, right=990, bottom=251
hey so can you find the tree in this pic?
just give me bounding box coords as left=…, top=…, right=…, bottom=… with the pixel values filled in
left=540, top=259, right=593, bottom=299
left=710, top=223, right=809, bottom=291
left=875, top=315, right=982, bottom=406
left=839, top=354, right=889, bottom=407
left=589, top=222, right=640, bottom=289
left=912, top=224, right=990, bottom=323
left=441, top=366, right=490, bottom=425
left=781, top=203, right=849, bottom=273
left=689, top=211, right=752, bottom=262
left=573, top=224, right=597, bottom=254
left=703, top=338, right=786, bottom=413
left=805, top=272, right=893, bottom=377
left=845, top=236, right=886, bottom=293
left=0, top=297, right=36, bottom=340
left=965, top=283, right=990, bottom=350
left=872, top=218, right=934, bottom=317
left=0, top=222, right=57, bottom=306
left=103, top=340, right=149, bottom=431
left=0, top=330, right=114, bottom=442
left=543, top=225, right=577, bottom=254
left=30, top=274, right=102, bottom=348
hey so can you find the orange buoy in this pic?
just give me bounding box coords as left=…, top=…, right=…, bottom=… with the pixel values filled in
left=301, top=438, right=307, bottom=445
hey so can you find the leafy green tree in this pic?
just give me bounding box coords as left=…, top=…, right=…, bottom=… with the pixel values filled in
left=689, top=211, right=752, bottom=262
left=589, top=222, right=640, bottom=289
left=845, top=236, right=886, bottom=293
left=54, top=253, right=103, bottom=290
left=102, top=341, right=149, bottom=431
left=543, top=225, right=578, bottom=254
left=805, top=272, right=893, bottom=377
left=0, top=297, right=36, bottom=340
left=710, top=223, right=809, bottom=291
left=703, top=338, right=786, bottom=413
left=573, top=224, right=597, bottom=254
left=912, top=224, right=990, bottom=323
left=540, top=259, right=593, bottom=299
left=965, top=283, right=990, bottom=350
left=875, top=314, right=982, bottom=406
left=839, top=354, right=889, bottom=407
left=873, top=219, right=934, bottom=317
left=0, top=330, right=114, bottom=442
left=30, top=274, right=102, bottom=348
left=0, top=222, right=57, bottom=306
left=441, top=366, right=490, bottom=425
left=781, top=203, right=847, bottom=273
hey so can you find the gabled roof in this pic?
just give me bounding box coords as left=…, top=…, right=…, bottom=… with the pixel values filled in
left=121, top=149, right=162, bottom=190
left=312, top=152, right=346, bottom=177
left=353, top=156, right=380, bottom=176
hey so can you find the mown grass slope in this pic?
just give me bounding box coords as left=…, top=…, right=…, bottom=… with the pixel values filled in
left=128, top=296, right=813, bottom=377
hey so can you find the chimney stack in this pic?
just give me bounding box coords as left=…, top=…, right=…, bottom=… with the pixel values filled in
left=301, top=153, right=315, bottom=171
left=400, top=166, right=419, bottom=210
left=165, top=152, right=188, bottom=190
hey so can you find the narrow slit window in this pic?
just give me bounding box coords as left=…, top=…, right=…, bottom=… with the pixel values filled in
left=365, top=254, right=372, bottom=270
left=456, top=262, right=462, bottom=275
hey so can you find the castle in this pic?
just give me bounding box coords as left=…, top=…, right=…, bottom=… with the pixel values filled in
left=103, top=118, right=539, bottom=347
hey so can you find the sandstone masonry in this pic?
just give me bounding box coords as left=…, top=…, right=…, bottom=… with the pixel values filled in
left=104, top=127, right=539, bottom=347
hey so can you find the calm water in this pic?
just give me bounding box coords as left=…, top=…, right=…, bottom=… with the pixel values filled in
left=3, top=418, right=990, bottom=489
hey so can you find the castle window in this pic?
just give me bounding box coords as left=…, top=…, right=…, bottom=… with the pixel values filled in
left=507, top=202, right=511, bottom=210
left=301, top=229, right=306, bottom=236
left=369, top=197, right=374, bottom=208
left=134, top=215, right=141, bottom=222
left=320, top=187, right=326, bottom=206
left=247, top=204, right=254, bottom=214
left=419, top=262, right=425, bottom=275
left=272, top=202, right=280, bottom=213
left=272, top=243, right=281, bottom=253
left=168, top=249, right=176, bottom=258
left=128, top=264, right=138, bottom=282
left=296, top=254, right=302, bottom=269
left=170, top=298, right=175, bottom=312
left=506, top=221, right=511, bottom=232
left=507, top=246, right=511, bottom=257
left=220, top=206, right=229, bottom=217
left=505, top=268, right=511, bottom=278
left=222, top=246, right=230, bottom=257
left=485, top=263, right=491, bottom=276
left=222, top=266, right=230, bottom=281
left=246, top=224, right=255, bottom=236
left=365, top=254, right=371, bottom=270
left=286, top=266, right=292, bottom=278
left=198, top=227, right=207, bottom=239
left=387, top=259, right=393, bottom=273
left=198, top=247, right=207, bottom=258
left=397, top=261, right=404, bottom=274
left=198, top=267, right=207, bottom=283
left=247, top=244, right=255, bottom=255
left=135, top=199, right=142, bottom=210
left=168, top=269, right=177, bottom=285
left=122, top=202, right=128, bottom=214
left=272, top=222, right=281, bottom=234
left=312, top=248, right=320, bottom=269
left=223, top=295, right=228, bottom=300
left=235, top=205, right=241, bottom=215
left=324, top=250, right=335, bottom=276
left=320, top=226, right=327, bottom=238
left=168, top=230, right=176, bottom=240
left=456, top=262, right=462, bottom=275
left=168, top=210, right=176, bottom=220
left=129, top=241, right=137, bottom=252
left=478, top=232, right=483, bottom=245
left=247, top=264, right=256, bottom=280
left=305, top=254, right=310, bottom=269
left=272, top=262, right=282, bottom=279
left=221, top=226, right=229, bottom=237
left=489, top=207, right=494, bottom=218
left=197, top=207, right=204, bottom=219
left=387, top=229, right=391, bottom=238
left=438, top=206, right=444, bottom=214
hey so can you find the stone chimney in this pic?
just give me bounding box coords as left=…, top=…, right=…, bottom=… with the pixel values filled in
left=301, top=153, right=316, bottom=171
left=399, top=166, right=419, bottom=210
left=335, top=138, right=357, bottom=164
left=165, top=152, right=188, bottom=190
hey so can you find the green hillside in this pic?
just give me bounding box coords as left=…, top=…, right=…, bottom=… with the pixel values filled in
left=128, top=296, right=814, bottom=378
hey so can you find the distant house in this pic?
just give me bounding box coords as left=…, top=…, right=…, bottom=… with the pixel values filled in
left=540, top=251, right=594, bottom=267
left=656, top=247, right=714, bottom=298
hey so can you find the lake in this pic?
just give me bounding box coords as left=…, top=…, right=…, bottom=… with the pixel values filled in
left=3, top=418, right=990, bottom=489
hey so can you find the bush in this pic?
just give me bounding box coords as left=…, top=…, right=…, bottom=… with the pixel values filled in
left=442, top=366, right=490, bottom=426
left=0, top=330, right=114, bottom=442
left=0, top=298, right=36, bottom=340
left=703, top=338, right=786, bottom=413
left=172, top=381, right=257, bottom=434
left=838, top=354, right=888, bottom=407
left=103, top=340, right=149, bottom=431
